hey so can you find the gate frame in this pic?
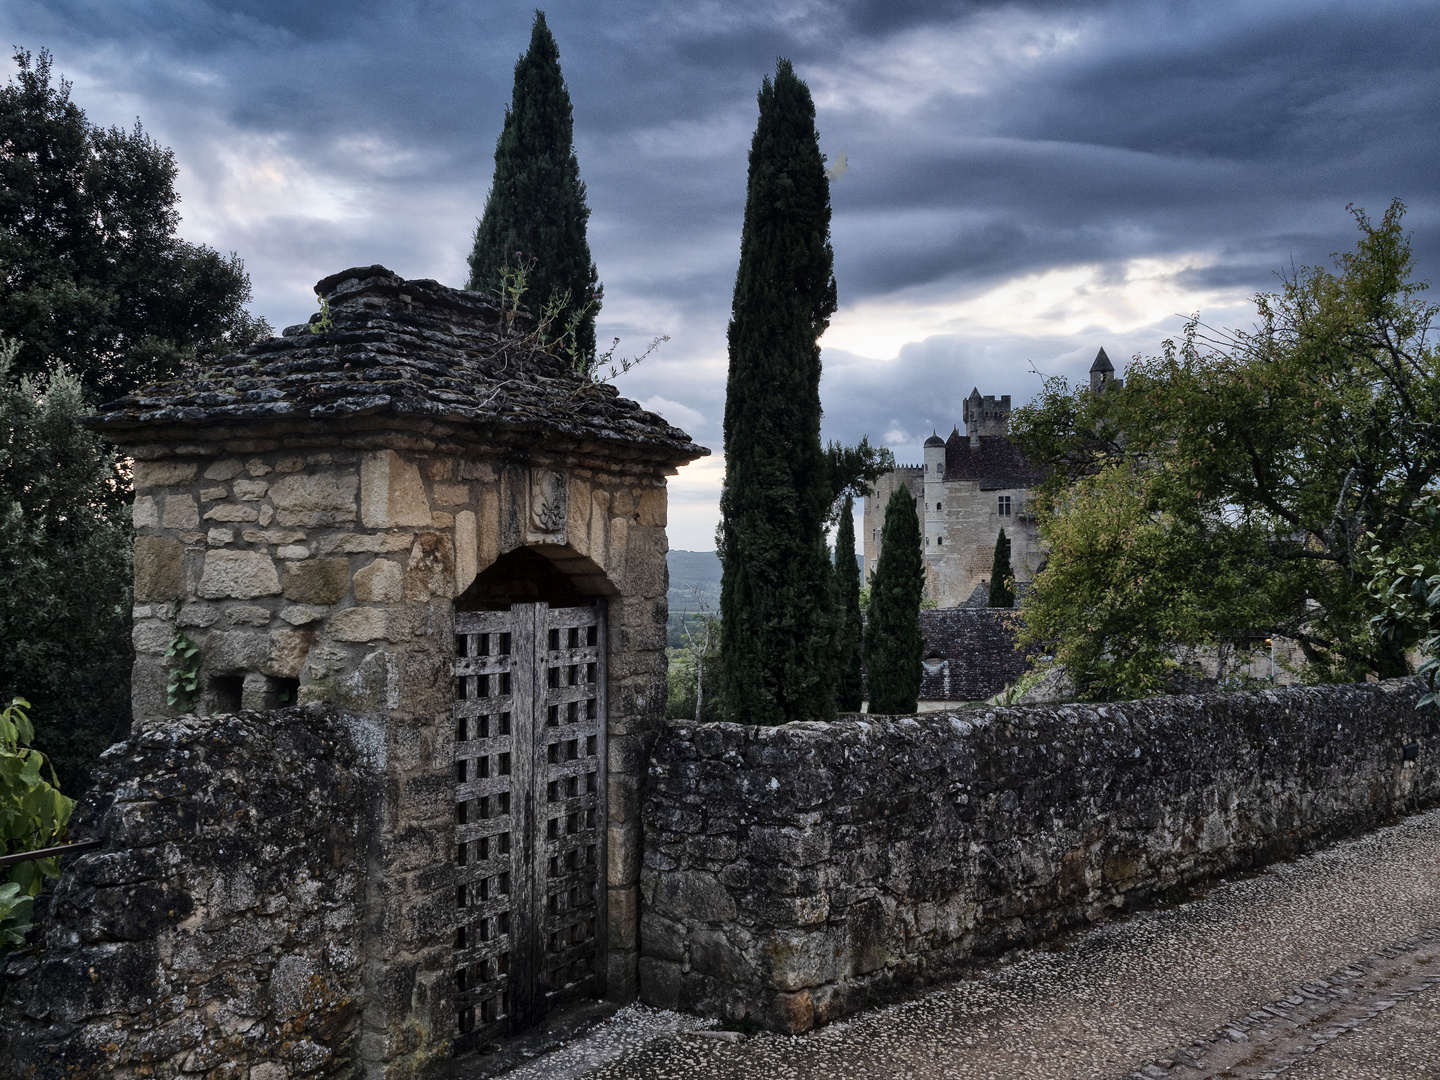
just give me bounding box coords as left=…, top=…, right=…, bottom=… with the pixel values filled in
left=452, top=598, right=610, bottom=1050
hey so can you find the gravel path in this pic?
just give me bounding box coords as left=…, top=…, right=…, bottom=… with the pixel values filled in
left=469, top=807, right=1440, bottom=1080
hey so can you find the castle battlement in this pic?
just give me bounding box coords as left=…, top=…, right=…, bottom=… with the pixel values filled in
left=962, top=389, right=1011, bottom=438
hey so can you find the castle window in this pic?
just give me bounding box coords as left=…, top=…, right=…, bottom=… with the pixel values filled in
left=937, top=536, right=944, bottom=545
left=998, top=495, right=1011, bottom=516
left=936, top=502, right=942, bottom=511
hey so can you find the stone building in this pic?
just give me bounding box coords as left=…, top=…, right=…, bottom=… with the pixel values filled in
left=862, top=348, right=1117, bottom=609
left=40, top=265, right=706, bottom=1077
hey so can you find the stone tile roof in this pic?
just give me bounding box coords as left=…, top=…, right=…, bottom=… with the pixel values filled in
left=943, top=429, right=1043, bottom=489
left=918, top=607, right=1033, bottom=701
left=88, top=265, right=708, bottom=465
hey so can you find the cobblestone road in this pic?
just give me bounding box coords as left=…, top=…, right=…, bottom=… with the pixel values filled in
left=474, top=807, right=1440, bottom=1080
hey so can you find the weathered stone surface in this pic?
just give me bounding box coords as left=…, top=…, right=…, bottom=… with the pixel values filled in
left=133, top=494, right=158, bottom=528
left=268, top=471, right=359, bottom=528
left=280, top=604, right=328, bottom=626
left=282, top=557, right=351, bottom=605
left=197, top=550, right=281, bottom=600
left=361, top=450, right=431, bottom=528
left=641, top=679, right=1440, bottom=1032
left=133, top=535, right=185, bottom=602
left=328, top=607, right=387, bottom=642
left=203, top=458, right=243, bottom=481
left=161, top=494, right=200, bottom=529
left=202, top=503, right=259, bottom=523
left=454, top=510, right=477, bottom=595
left=265, top=630, right=313, bottom=679
left=133, top=460, right=197, bottom=488
left=353, top=558, right=402, bottom=603
left=0, top=706, right=376, bottom=1080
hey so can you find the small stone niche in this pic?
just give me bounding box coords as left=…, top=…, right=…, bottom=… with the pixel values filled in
left=86, top=266, right=706, bottom=1075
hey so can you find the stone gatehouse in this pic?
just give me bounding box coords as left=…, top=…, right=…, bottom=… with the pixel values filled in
left=1, top=266, right=704, bottom=1079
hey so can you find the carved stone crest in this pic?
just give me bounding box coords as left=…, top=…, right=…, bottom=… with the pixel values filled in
left=528, top=469, right=567, bottom=538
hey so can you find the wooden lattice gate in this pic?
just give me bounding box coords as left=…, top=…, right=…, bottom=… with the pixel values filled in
left=451, top=601, right=607, bottom=1051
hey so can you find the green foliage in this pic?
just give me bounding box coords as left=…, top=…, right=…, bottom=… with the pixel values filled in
left=0, top=50, right=269, bottom=403
left=1367, top=493, right=1440, bottom=706
left=865, top=486, right=925, bottom=713
left=717, top=60, right=839, bottom=726
left=0, top=350, right=133, bottom=794
left=468, top=13, right=601, bottom=363
left=983, top=669, right=1045, bottom=707
left=1011, top=201, right=1439, bottom=696
left=1015, top=460, right=1273, bottom=698
left=823, top=437, right=895, bottom=520
left=306, top=294, right=334, bottom=335
left=988, top=528, right=1015, bottom=608
left=1, top=696, right=75, bottom=950
left=834, top=496, right=864, bottom=711
left=165, top=622, right=201, bottom=706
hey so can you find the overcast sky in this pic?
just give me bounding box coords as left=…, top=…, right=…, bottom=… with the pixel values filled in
left=4, top=0, right=1437, bottom=548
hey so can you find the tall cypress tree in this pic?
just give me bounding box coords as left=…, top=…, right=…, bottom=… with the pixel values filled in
left=834, top=496, right=864, bottom=711
left=865, top=486, right=924, bottom=714
left=988, top=528, right=1015, bottom=607
left=717, top=60, right=838, bottom=726
left=467, top=12, right=600, bottom=361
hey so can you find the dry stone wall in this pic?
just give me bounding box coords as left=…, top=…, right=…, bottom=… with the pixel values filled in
left=639, top=679, right=1440, bottom=1033
left=0, top=705, right=377, bottom=1080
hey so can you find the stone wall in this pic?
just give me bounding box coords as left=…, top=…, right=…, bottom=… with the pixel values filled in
left=639, top=679, right=1440, bottom=1033
left=0, top=705, right=377, bottom=1080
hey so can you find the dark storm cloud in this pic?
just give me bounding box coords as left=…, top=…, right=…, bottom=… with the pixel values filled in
left=2, top=0, right=1436, bottom=543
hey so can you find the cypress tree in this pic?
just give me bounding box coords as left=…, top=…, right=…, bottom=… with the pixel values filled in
left=865, top=486, right=924, bottom=714
left=717, top=59, right=838, bottom=726
left=988, top=527, right=1015, bottom=607
left=467, top=12, right=600, bottom=361
left=834, top=496, right=864, bottom=711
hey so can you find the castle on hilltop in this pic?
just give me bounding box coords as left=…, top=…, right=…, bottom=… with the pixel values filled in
left=863, top=347, right=1119, bottom=608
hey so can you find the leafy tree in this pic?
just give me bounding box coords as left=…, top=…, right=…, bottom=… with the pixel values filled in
left=834, top=495, right=864, bottom=711
left=1011, top=201, right=1439, bottom=696
left=988, top=527, right=1015, bottom=608
left=717, top=59, right=838, bottom=726
left=0, top=695, right=75, bottom=951
left=467, top=13, right=601, bottom=363
left=1368, top=493, right=1440, bottom=706
left=0, top=50, right=269, bottom=403
left=0, top=348, right=133, bottom=794
left=865, top=485, right=924, bottom=713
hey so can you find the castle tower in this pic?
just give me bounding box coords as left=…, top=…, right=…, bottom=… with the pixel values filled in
left=923, top=431, right=946, bottom=595
left=962, top=387, right=1012, bottom=445
left=1090, top=346, right=1115, bottom=391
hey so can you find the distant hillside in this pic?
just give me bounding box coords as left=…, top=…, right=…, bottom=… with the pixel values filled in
left=667, top=550, right=722, bottom=614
